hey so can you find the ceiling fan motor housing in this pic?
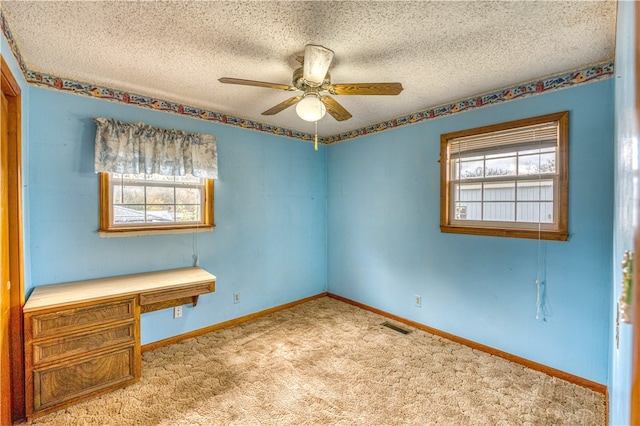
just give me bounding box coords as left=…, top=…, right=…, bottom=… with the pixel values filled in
left=293, top=67, right=331, bottom=93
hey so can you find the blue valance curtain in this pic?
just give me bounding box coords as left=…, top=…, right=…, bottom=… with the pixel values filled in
left=94, top=118, right=218, bottom=179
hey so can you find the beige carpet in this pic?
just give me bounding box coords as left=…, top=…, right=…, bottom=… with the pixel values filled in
left=24, top=297, right=605, bottom=425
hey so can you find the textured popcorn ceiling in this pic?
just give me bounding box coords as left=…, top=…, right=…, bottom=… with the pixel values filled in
left=1, top=1, right=616, bottom=136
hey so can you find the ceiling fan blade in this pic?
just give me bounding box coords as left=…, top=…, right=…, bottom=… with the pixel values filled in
left=218, top=77, right=296, bottom=91
left=329, top=82, right=404, bottom=96
left=262, top=96, right=303, bottom=115
left=319, top=95, right=352, bottom=121
left=303, top=44, right=334, bottom=87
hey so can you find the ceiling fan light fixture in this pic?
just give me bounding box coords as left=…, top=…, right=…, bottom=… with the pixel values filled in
left=296, top=94, right=326, bottom=122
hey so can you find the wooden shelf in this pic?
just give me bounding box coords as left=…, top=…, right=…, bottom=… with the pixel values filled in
left=24, top=267, right=216, bottom=312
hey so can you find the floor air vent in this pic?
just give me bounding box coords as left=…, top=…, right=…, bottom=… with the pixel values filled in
left=381, top=321, right=412, bottom=335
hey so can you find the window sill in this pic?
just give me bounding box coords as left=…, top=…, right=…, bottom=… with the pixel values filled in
left=440, top=224, right=568, bottom=241
left=99, top=225, right=215, bottom=238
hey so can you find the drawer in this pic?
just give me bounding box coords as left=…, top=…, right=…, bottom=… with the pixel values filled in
left=139, top=281, right=214, bottom=306
left=30, top=298, right=136, bottom=339
left=33, top=346, right=137, bottom=412
left=32, top=322, right=136, bottom=366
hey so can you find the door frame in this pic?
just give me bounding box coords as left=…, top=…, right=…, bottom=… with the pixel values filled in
left=631, top=3, right=640, bottom=425
left=1, top=55, right=25, bottom=422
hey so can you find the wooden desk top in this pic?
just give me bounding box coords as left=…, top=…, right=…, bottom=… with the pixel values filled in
left=24, top=267, right=216, bottom=312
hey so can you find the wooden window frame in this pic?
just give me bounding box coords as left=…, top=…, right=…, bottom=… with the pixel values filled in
left=440, top=111, right=569, bottom=241
left=99, top=172, right=214, bottom=234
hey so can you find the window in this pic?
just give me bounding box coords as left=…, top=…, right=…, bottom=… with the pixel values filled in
left=99, top=172, right=214, bottom=233
left=440, top=111, right=568, bottom=241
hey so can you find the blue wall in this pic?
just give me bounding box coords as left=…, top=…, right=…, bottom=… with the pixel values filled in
left=610, top=1, right=637, bottom=424
left=327, top=80, right=614, bottom=384
left=26, top=87, right=327, bottom=345
left=26, top=77, right=615, bottom=380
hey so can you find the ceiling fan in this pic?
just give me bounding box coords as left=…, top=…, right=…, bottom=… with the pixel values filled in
left=218, top=44, right=403, bottom=123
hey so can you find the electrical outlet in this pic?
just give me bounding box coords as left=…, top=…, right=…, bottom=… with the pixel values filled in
left=234, top=292, right=240, bottom=304
left=174, top=306, right=183, bottom=318
left=414, top=295, right=422, bottom=307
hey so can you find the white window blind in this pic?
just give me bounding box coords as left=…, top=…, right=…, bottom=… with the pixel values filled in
left=449, top=122, right=558, bottom=157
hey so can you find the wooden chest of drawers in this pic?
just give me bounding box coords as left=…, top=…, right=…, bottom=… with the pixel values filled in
left=22, top=267, right=216, bottom=420
left=24, top=296, right=140, bottom=418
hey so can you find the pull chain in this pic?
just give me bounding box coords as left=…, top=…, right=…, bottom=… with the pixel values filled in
left=314, top=121, right=318, bottom=151
left=535, top=129, right=543, bottom=320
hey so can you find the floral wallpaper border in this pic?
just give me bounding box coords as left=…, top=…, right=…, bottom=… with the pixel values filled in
left=1, top=10, right=615, bottom=145
left=1, top=9, right=27, bottom=73
left=25, top=69, right=315, bottom=141
left=327, top=61, right=614, bottom=144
